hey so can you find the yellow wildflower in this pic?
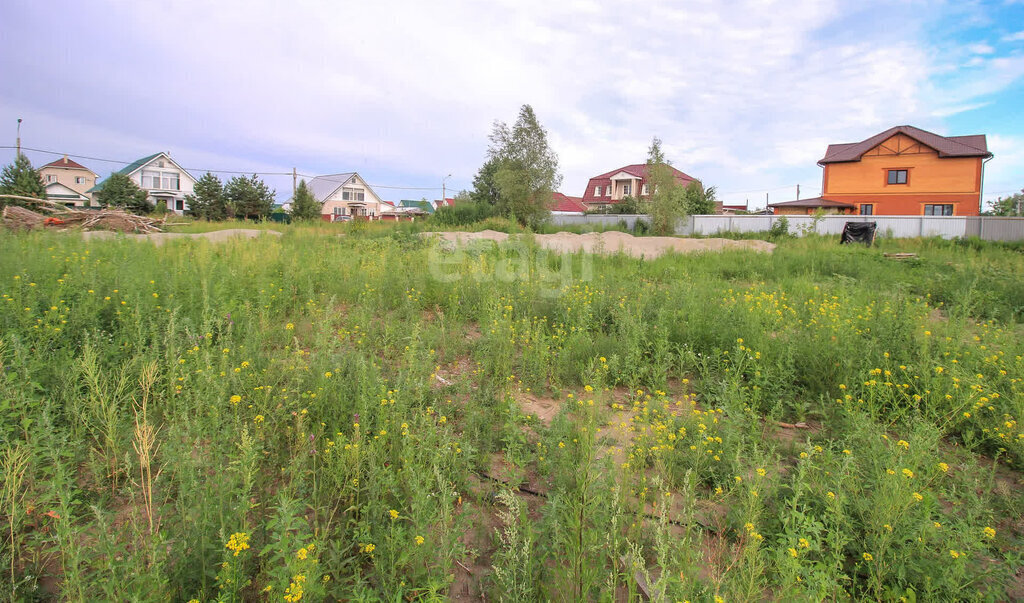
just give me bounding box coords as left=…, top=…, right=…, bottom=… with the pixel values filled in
left=225, top=532, right=250, bottom=557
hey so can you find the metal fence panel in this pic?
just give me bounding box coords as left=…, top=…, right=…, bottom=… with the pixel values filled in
left=550, top=214, right=1024, bottom=241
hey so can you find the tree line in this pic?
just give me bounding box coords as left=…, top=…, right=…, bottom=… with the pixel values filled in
left=0, top=155, right=321, bottom=220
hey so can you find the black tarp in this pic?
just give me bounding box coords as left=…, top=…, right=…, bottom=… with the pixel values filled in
left=841, top=221, right=876, bottom=245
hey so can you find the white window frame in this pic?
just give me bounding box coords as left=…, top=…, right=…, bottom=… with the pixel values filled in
left=75, top=176, right=86, bottom=184
left=594, top=186, right=601, bottom=197
left=642, top=183, right=649, bottom=195
left=622, top=183, right=632, bottom=196
left=605, top=186, right=611, bottom=197
left=342, top=187, right=366, bottom=202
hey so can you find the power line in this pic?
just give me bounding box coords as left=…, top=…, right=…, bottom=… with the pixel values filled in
left=2, top=145, right=449, bottom=191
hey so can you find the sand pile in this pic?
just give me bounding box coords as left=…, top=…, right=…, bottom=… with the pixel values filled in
left=424, top=229, right=774, bottom=258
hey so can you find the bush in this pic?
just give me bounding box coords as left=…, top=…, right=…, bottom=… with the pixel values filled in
left=768, top=215, right=791, bottom=240
left=433, top=202, right=498, bottom=227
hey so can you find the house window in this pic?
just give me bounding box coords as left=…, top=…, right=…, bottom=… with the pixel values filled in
left=887, top=169, right=908, bottom=185
left=860, top=204, right=873, bottom=215
left=175, top=199, right=184, bottom=211
left=75, top=176, right=86, bottom=184
left=642, top=183, right=649, bottom=195
left=342, top=188, right=365, bottom=201
left=605, top=186, right=611, bottom=197
left=333, top=207, right=344, bottom=215
left=622, top=183, right=631, bottom=196
left=46, top=174, right=57, bottom=183
left=924, top=204, right=953, bottom=216
left=594, top=186, right=602, bottom=197
left=142, top=171, right=179, bottom=190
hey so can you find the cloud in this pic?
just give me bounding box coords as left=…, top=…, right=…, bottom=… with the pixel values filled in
left=967, top=42, right=995, bottom=54
left=1002, top=30, right=1024, bottom=41
left=983, top=134, right=1024, bottom=202
left=930, top=101, right=992, bottom=117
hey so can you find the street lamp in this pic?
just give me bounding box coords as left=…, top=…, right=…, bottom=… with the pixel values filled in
left=16, top=118, right=22, bottom=157
left=442, top=173, right=452, bottom=205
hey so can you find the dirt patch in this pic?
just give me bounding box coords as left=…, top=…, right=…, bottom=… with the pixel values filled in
left=515, top=392, right=562, bottom=425
left=82, top=228, right=282, bottom=246
left=424, top=230, right=774, bottom=259
left=450, top=499, right=498, bottom=601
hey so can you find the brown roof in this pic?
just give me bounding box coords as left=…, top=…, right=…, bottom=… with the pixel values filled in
left=40, top=156, right=93, bottom=171
left=819, top=125, right=991, bottom=165
left=768, top=197, right=855, bottom=208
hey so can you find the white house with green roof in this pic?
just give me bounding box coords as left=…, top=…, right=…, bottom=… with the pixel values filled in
left=88, top=152, right=196, bottom=214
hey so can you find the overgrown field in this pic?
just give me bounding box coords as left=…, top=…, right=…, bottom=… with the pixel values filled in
left=1, top=226, right=1022, bottom=601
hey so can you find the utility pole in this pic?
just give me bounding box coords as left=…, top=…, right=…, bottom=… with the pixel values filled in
left=442, top=173, right=451, bottom=205
left=796, top=184, right=800, bottom=200
left=292, top=167, right=297, bottom=198
left=16, top=118, right=22, bottom=157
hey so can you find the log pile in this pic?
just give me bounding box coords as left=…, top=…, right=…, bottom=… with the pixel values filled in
left=1, top=195, right=166, bottom=233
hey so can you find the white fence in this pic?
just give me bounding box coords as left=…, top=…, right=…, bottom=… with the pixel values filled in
left=548, top=213, right=1024, bottom=241
left=678, top=215, right=1024, bottom=241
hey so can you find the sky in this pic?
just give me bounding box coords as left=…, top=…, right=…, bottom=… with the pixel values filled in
left=1, top=0, right=1022, bottom=209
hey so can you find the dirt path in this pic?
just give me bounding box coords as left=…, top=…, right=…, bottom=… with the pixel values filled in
left=81, top=228, right=282, bottom=245
left=425, top=230, right=774, bottom=258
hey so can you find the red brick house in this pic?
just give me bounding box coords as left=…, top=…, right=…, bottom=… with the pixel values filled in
left=581, top=164, right=695, bottom=211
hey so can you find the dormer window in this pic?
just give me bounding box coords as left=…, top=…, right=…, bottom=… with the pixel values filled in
left=594, top=186, right=602, bottom=197
left=642, top=183, right=649, bottom=195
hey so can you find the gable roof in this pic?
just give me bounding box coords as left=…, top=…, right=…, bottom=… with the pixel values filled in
left=589, top=163, right=696, bottom=182
left=551, top=192, right=587, bottom=212
left=44, top=181, right=88, bottom=200
left=819, top=125, right=991, bottom=165
left=87, top=152, right=196, bottom=193
left=581, top=163, right=696, bottom=205
left=306, top=172, right=355, bottom=201
left=41, top=156, right=95, bottom=173
left=116, top=152, right=165, bottom=176
left=400, top=199, right=434, bottom=213
left=767, top=197, right=855, bottom=208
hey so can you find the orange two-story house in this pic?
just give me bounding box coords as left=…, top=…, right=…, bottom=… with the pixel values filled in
left=818, top=125, right=992, bottom=216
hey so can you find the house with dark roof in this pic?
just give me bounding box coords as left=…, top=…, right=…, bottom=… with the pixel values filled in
left=39, top=156, right=99, bottom=207
left=302, top=173, right=387, bottom=221
left=88, top=152, right=197, bottom=214
left=580, top=163, right=695, bottom=211
left=771, top=125, right=992, bottom=216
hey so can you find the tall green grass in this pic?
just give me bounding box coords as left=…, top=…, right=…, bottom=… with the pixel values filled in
left=0, top=226, right=1020, bottom=600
